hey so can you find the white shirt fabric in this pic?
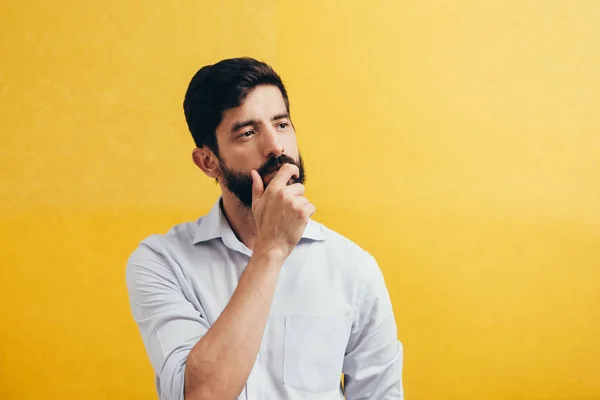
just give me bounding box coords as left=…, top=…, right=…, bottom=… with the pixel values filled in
left=126, top=197, right=404, bottom=399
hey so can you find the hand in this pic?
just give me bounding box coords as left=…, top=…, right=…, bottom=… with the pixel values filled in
left=251, top=163, right=316, bottom=260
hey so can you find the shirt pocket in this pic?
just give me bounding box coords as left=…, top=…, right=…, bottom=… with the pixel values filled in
left=283, top=315, right=352, bottom=393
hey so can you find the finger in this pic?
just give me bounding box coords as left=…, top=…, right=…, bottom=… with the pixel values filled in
left=251, top=170, right=264, bottom=201
left=303, top=203, right=316, bottom=218
left=293, top=196, right=309, bottom=207
left=268, top=163, right=300, bottom=190
left=282, top=182, right=305, bottom=197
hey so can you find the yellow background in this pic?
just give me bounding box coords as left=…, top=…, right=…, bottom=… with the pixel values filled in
left=1, top=1, right=599, bottom=399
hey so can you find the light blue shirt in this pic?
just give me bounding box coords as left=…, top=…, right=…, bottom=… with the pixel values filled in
left=126, top=198, right=404, bottom=399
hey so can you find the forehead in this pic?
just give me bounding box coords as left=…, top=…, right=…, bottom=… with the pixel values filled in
left=221, top=84, right=287, bottom=125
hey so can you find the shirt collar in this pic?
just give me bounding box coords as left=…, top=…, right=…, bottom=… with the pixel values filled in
left=193, top=196, right=327, bottom=247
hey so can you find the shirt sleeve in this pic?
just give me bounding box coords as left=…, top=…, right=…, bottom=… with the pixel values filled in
left=125, top=240, right=210, bottom=400
left=342, top=254, right=404, bottom=399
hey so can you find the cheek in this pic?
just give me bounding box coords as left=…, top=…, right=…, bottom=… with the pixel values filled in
left=283, top=133, right=300, bottom=156
left=225, top=147, right=263, bottom=171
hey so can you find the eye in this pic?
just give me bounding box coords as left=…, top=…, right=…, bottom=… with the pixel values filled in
left=239, top=130, right=256, bottom=138
left=277, top=122, right=289, bottom=130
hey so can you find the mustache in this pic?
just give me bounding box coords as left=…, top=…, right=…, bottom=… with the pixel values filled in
left=256, top=154, right=298, bottom=178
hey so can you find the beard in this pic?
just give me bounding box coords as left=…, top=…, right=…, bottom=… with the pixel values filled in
left=219, top=153, right=305, bottom=208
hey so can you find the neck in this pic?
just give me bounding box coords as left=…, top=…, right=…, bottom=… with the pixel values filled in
left=220, top=191, right=259, bottom=250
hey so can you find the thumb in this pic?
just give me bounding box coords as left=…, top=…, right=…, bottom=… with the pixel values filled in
left=251, top=170, right=264, bottom=201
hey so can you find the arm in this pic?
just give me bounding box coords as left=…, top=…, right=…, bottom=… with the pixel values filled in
left=342, top=255, right=404, bottom=399
left=126, top=164, right=314, bottom=400
left=183, top=249, right=284, bottom=399
left=126, top=245, right=284, bottom=400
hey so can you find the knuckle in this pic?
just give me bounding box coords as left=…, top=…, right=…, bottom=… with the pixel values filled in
left=277, top=189, right=287, bottom=200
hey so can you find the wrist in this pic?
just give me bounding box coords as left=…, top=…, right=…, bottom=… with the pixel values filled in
left=252, top=242, right=290, bottom=265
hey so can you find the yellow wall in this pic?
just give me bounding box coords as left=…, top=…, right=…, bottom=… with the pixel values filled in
left=1, top=1, right=599, bottom=399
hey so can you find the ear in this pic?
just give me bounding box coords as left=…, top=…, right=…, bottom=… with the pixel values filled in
left=192, top=147, right=220, bottom=180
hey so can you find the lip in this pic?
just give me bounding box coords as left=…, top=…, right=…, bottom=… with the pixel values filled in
left=263, top=168, right=279, bottom=178
left=263, top=171, right=277, bottom=184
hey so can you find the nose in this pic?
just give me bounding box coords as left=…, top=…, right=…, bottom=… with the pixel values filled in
left=261, top=126, right=284, bottom=158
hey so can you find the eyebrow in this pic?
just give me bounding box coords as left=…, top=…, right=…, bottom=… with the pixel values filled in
left=230, top=112, right=290, bottom=133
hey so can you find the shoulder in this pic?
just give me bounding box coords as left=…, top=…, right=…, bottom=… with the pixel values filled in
left=312, top=221, right=392, bottom=314
left=312, top=220, right=381, bottom=277
left=125, top=218, right=202, bottom=273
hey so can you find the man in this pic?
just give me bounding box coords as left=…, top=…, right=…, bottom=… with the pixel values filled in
left=125, top=57, right=404, bottom=400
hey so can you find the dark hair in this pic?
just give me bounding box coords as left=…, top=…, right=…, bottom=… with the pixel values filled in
left=183, top=57, right=290, bottom=156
